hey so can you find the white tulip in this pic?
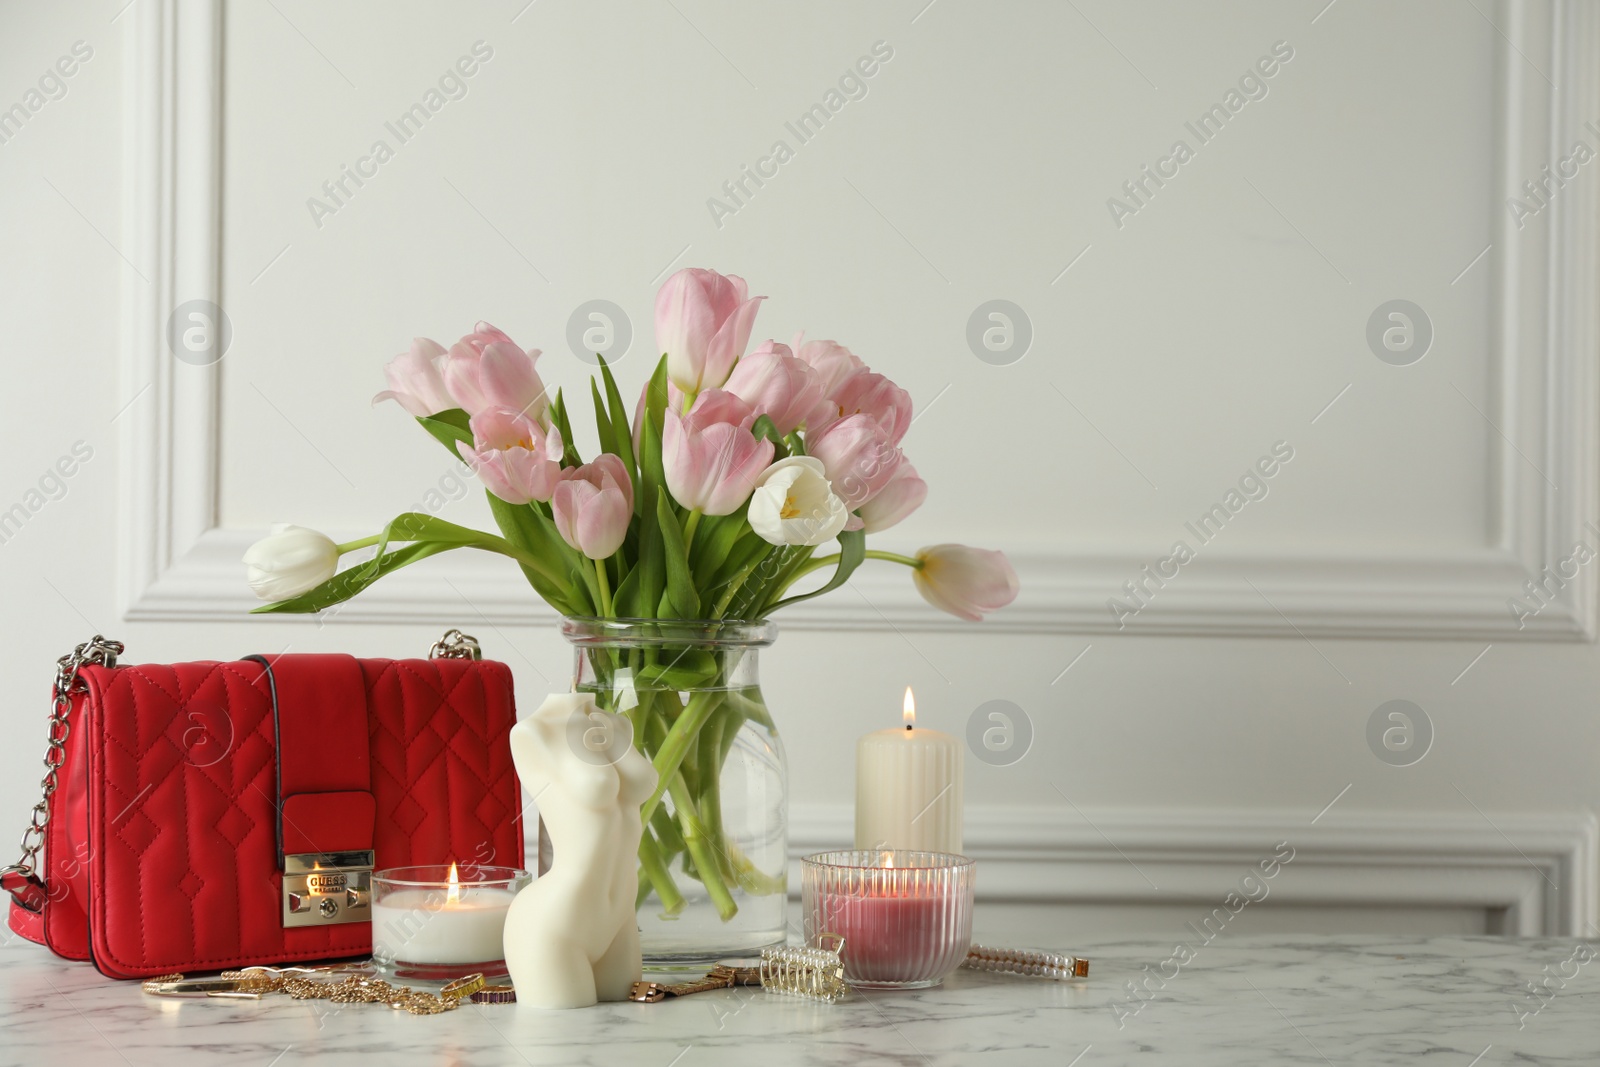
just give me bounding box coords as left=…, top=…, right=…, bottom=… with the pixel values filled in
left=242, top=524, right=341, bottom=600
left=746, top=456, right=849, bottom=547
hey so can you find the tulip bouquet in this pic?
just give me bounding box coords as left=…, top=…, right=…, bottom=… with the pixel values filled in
left=246, top=267, right=1017, bottom=928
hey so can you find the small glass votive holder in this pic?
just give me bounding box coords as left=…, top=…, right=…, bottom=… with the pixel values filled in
left=370, top=865, right=529, bottom=981
left=801, top=850, right=975, bottom=989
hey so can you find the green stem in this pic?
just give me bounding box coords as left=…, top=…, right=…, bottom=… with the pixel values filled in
left=751, top=546, right=813, bottom=615
left=765, top=547, right=922, bottom=609
left=666, top=773, right=738, bottom=921
left=334, top=534, right=382, bottom=554
left=640, top=690, right=722, bottom=823
left=724, top=689, right=773, bottom=732
left=637, top=829, right=685, bottom=915
left=864, top=549, right=924, bottom=568
left=797, top=548, right=923, bottom=576
left=698, top=713, right=731, bottom=881
left=651, top=804, right=687, bottom=855
left=710, top=548, right=772, bottom=617
left=593, top=557, right=613, bottom=616
left=682, top=508, right=703, bottom=551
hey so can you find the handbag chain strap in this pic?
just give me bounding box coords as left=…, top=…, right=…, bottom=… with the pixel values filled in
left=428, top=628, right=481, bottom=660
left=2, top=635, right=123, bottom=904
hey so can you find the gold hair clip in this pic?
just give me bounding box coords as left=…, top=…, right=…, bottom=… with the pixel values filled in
left=759, top=935, right=848, bottom=1003
left=962, top=944, right=1089, bottom=980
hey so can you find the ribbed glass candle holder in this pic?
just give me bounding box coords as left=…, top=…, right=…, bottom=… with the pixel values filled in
left=801, top=850, right=975, bottom=989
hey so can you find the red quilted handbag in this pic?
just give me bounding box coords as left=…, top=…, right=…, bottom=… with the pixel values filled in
left=1, top=631, right=524, bottom=979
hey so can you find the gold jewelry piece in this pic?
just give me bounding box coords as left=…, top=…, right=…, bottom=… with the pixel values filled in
left=142, top=966, right=492, bottom=1015
left=439, top=974, right=487, bottom=1000
left=713, top=959, right=764, bottom=986
left=470, top=984, right=518, bottom=1004
left=627, top=960, right=765, bottom=1002
left=962, top=944, right=1089, bottom=980
left=759, top=936, right=848, bottom=1003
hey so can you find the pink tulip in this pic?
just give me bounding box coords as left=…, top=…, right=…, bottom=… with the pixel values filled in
left=680, top=387, right=757, bottom=430
left=442, top=322, right=550, bottom=423
left=552, top=454, right=633, bottom=560
left=656, top=268, right=765, bottom=395
left=857, top=461, right=927, bottom=533
left=812, top=371, right=914, bottom=445
left=662, top=389, right=775, bottom=516
left=456, top=407, right=564, bottom=504
left=630, top=378, right=694, bottom=460
left=792, top=334, right=867, bottom=396
left=912, top=544, right=1020, bottom=622
left=374, top=338, right=454, bottom=416
left=807, top=414, right=903, bottom=510
left=723, top=341, right=830, bottom=435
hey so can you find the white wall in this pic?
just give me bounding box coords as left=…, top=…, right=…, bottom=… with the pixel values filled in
left=3, top=0, right=1598, bottom=941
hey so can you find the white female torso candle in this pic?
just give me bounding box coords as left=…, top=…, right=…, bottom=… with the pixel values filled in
left=855, top=688, right=964, bottom=853
left=502, top=693, right=658, bottom=1009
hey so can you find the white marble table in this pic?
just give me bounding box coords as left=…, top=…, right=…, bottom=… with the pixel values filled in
left=2, top=931, right=1596, bottom=1066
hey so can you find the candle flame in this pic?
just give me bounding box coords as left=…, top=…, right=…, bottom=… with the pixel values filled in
left=903, top=686, right=915, bottom=730
left=882, top=851, right=895, bottom=869
left=447, top=861, right=460, bottom=905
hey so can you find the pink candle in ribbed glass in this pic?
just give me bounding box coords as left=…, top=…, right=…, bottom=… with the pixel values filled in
left=802, top=850, right=975, bottom=988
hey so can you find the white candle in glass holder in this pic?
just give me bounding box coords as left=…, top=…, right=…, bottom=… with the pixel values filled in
left=371, top=865, right=516, bottom=965
left=855, top=688, right=964, bottom=853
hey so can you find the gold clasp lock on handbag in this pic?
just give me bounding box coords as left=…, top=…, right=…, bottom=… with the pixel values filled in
left=282, top=851, right=374, bottom=928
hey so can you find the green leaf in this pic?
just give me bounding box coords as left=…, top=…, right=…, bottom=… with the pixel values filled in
left=656, top=489, right=699, bottom=618
left=597, top=356, right=638, bottom=489
left=706, top=530, right=772, bottom=594
left=750, top=415, right=790, bottom=460
left=591, top=379, right=619, bottom=459
left=365, top=511, right=509, bottom=581
left=764, top=529, right=866, bottom=614
left=710, top=540, right=776, bottom=618
left=252, top=541, right=458, bottom=614
left=644, top=355, right=670, bottom=438
left=624, top=412, right=668, bottom=619
left=612, top=559, right=643, bottom=618
left=418, top=409, right=473, bottom=455
left=548, top=389, right=582, bottom=466
left=692, top=514, right=750, bottom=588
left=485, top=494, right=586, bottom=615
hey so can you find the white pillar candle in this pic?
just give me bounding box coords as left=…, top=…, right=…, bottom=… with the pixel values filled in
left=855, top=688, right=964, bottom=853
left=372, top=876, right=515, bottom=965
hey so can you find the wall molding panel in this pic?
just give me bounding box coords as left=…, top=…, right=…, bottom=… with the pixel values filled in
left=788, top=804, right=1599, bottom=937
left=98, top=0, right=1600, bottom=940
left=118, top=0, right=1600, bottom=639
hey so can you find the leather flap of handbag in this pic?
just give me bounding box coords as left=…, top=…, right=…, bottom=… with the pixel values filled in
left=279, top=793, right=376, bottom=855
left=254, top=653, right=374, bottom=860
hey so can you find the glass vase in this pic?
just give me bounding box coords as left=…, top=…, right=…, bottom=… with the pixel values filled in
left=561, top=617, right=788, bottom=966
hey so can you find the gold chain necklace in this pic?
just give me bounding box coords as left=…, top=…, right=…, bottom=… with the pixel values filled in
left=142, top=967, right=499, bottom=1015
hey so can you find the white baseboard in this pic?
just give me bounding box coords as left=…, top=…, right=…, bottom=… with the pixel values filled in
left=786, top=804, right=1599, bottom=937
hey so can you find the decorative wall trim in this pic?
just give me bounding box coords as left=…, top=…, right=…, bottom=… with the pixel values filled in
left=788, top=804, right=1599, bottom=937
left=118, top=0, right=223, bottom=621
left=119, top=1, right=1599, bottom=640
